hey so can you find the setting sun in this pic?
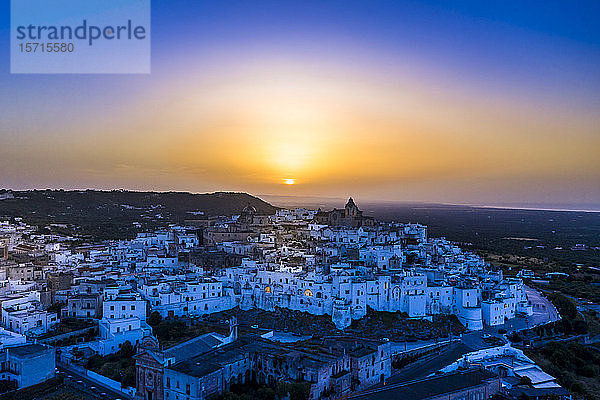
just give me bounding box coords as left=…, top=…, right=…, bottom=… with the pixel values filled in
left=284, top=178, right=295, bottom=185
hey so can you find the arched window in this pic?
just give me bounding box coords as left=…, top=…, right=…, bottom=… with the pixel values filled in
left=304, top=289, right=313, bottom=297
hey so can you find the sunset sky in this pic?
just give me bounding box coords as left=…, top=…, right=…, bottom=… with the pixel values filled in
left=1, top=1, right=599, bottom=207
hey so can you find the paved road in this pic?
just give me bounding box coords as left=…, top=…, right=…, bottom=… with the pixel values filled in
left=58, top=362, right=131, bottom=400
left=389, top=337, right=457, bottom=355
left=376, top=341, right=473, bottom=388
left=524, top=285, right=560, bottom=326
left=353, top=286, right=559, bottom=398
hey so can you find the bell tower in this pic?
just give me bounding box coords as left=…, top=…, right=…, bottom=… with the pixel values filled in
left=345, top=197, right=358, bottom=217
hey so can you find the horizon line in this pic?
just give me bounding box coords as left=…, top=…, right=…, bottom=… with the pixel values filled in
left=4, top=187, right=598, bottom=214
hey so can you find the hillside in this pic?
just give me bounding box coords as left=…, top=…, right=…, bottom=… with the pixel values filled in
left=0, top=189, right=277, bottom=241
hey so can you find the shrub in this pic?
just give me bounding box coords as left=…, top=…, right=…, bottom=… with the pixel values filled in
left=148, top=311, right=162, bottom=327
left=549, top=294, right=577, bottom=320
left=120, top=340, right=135, bottom=358
left=86, top=354, right=104, bottom=370
left=577, top=364, right=597, bottom=378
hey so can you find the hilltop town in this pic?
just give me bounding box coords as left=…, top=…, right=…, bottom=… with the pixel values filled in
left=0, top=197, right=570, bottom=400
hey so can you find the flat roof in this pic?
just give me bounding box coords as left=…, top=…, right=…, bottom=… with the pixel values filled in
left=8, top=344, right=50, bottom=357
left=515, top=366, right=556, bottom=384
left=349, top=369, right=498, bottom=400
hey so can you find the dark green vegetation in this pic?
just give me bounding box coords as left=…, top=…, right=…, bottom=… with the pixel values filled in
left=205, top=306, right=463, bottom=341
left=211, top=306, right=338, bottom=336
left=40, top=318, right=97, bottom=338
left=508, top=294, right=600, bottom=400
left=0, top=189, right=276, bottom=241
left=527, top=341, right=600, bottom=400
left=148, top=306, right=463, bottom=351
left=549, top=293, right=578, bottom=321
left=345, top=307, right=465, bottom=340
left=0, top=379, right=17, bottom=394
left=514, top=295, right=591, bottom=342
left=148, top=311, right=229, bottom=348
left=483, top=251, right=600, bottom=302
left=544, top=276, right=600, bottom=304
left=367, top=203, right=600, bottom=305
left=497, top=257, right=600, bottom=303
left=366, top=203, right=600, bottom=268
left=86, top=340, right=136, bottom=388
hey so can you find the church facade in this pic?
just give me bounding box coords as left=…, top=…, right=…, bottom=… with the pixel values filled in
left=314, top=198, right=374, bottom=228
left=135, top=336, right=166, bottom=400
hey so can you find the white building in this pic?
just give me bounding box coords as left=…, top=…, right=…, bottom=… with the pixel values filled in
left=0, top=344, right=55, bottom=389
left=95, top=317, right=152, bottom=355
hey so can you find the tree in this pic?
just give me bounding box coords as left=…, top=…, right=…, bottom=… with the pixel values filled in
left=276, top=382, right=311, bottom=400
left=148, top=311, right=162, bottom=327
left=549, top=293, right=577, bottom=320
left=572, top=319, right=588, bottom=334
left=47, top=301, right=65, bottom=314
left=154, top=321, right=171, bottom=341
left=255, top=387, right=276, bottom=400
left=559, top=318, right=572, bottom=334
left=570, top=380, right=585, bottom=394
left=120, top=340, right=135, bottom=358
left=0, top=379, right=17, bottom=394
left=577, top=364, right=597, bottom=378
left=86, top=354, right=104, bottom=369
left=121, top=365, right=136, bottom=388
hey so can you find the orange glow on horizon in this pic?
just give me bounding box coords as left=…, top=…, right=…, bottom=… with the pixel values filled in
left=3, top=56, right=599, bottom=205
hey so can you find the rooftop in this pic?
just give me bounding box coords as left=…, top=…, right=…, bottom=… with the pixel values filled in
left=7, top=343, right=52, bottom=357
left=164, top=333, right=224, bottom=362
left=349, top=369, right=498, bottom=400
